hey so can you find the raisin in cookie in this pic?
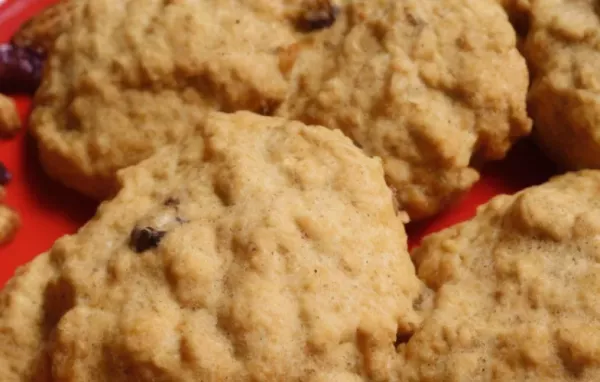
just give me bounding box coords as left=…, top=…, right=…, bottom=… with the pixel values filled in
left=277, top=0, right=532, bottom=219
left=525, top=0, right=600, bottom=170
left=0, top=112, right=425, bottom=381
left=397, top=170, right=600, bottom=381
left=30, top=0, right=304, bottom=200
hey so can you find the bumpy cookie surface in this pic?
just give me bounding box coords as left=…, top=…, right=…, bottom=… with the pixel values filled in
left=30, top=0, right=301, bottom=199
left=525, top=0, right=600, bottom=170
left=277, top=0, right=531, bottom=219
left=397, top=170, right=600, bottom=381
left=0, top=112, right=424, bottom=381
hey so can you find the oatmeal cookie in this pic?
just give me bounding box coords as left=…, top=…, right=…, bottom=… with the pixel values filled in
left=29, top=0, right=309, bottom=199
left=525, top=0, right=600, bottom=170
left=397, top=170, right=600, bottom=381
left=0, top=112, right=425, bottom=381
left=277, top=0, right=531, bottom=220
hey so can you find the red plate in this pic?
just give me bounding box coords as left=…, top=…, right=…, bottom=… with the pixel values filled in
left=0, top=0, right=558, bottom=287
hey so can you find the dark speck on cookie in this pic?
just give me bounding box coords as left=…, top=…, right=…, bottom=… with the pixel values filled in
left=163, top=197, right=180, bottom=207
left=296, top=2, right=339, bottom=32
left=130, top=226, right=167, bottom=253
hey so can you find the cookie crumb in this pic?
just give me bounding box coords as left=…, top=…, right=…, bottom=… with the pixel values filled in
left=0, top=204, right=20, bottom=245
left=0, top=94, right=21, bottom=138
left=130, top=226, right=166, bottom=253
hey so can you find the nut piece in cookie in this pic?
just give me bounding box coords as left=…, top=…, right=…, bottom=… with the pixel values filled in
left=0, top=204, right=20, bottom=245
left=278, top=0, right=532, bottom=220
left=525, top=0, right=600, bottom=170
left=0, top=95, right=21, bottom=138
left=29, top=0, right=301, bottom=200
left=0, top=112, right=426, bottom=381
left=397, top=170, right=600, bottom=381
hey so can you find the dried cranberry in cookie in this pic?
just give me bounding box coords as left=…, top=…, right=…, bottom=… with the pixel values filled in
left=0, top=44, right=43, bottom=94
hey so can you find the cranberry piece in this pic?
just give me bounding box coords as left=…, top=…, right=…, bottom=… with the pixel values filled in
left=0, top=162, right=11, bottom=185
left=129, top=226, right=167, bottom=253
left=0, top=43, right=44, bottom=94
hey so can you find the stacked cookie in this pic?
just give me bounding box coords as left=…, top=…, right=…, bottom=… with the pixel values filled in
left=20, top=0, right=531, bottom=218
left=2, top=0, right=600, bottom=381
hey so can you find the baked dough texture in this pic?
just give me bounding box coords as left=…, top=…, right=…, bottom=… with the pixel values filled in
left=29, top=0, right=531, bottom=221
left=398, top=170, right=600, bottom=381
left=0, top=112, right=424, bottom=381
left=525, top=0, right=600, bottom=170
left=277, top=0, right=532, bottom=219
left=30, top=0, right=299, bottom=199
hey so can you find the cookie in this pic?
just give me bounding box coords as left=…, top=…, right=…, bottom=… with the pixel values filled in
left=0, top=111, right=425, bottom=381
left=29, top=0, right=308, bottom=200
left=524, top=0, right=600, bottom=170
left=0, top=94, right=21, bottom=138
left=397, top=170, right=600, bottom=381
left=277, top=0, right=532, bottom=219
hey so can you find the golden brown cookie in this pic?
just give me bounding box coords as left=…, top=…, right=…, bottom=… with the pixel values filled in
left=525, top=0, right=600, bottom=170
left=1, top=112, right=425, bottom=381
left=397, top=170, right=600, bottom=381
left=30, top=0, right=305, bottom=199
left=277, top=0, right=532, bottom=219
